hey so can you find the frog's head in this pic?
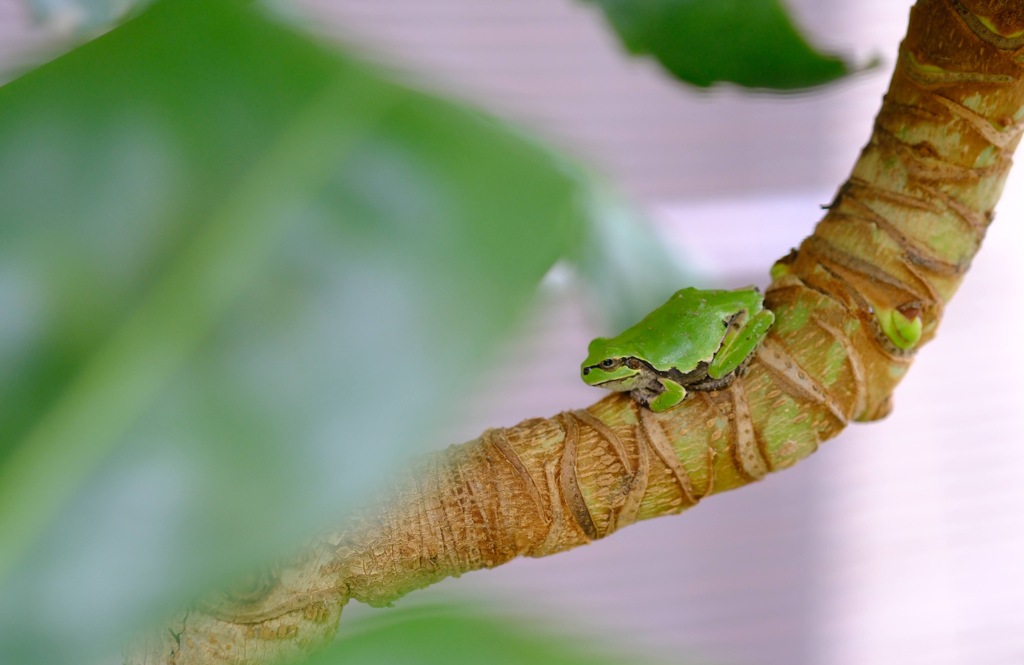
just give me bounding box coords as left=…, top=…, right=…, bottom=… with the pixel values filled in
left=580, top=338, right=644, bottom=390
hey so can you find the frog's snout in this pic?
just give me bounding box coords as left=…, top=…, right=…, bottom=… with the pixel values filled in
left=582, top=367, right=590, bottom=375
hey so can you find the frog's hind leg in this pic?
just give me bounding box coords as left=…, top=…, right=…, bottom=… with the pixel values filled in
left=687, top=357, right=749, bottom=392
left=707, top=309, right=775, bottom=380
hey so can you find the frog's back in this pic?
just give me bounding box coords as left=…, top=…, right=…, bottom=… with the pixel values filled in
left=617, top=287, right=751, bottom=370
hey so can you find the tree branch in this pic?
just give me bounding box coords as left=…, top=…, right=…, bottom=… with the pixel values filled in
left=125, top=1, right=1024, bottom=663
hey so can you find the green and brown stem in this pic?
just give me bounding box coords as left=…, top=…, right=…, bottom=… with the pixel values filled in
left=126, top=1, right=1024, bottom=663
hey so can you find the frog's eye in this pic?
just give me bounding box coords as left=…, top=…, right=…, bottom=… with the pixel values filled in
left=600, top=359, right=616, bottom=369
left=625, top=358, right=641, bottom=370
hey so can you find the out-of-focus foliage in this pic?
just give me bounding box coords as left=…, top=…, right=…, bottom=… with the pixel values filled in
left=0, top=0, right=809, bottom=662
left=0, top=0, right=609, bottom=661
left=26, top=0, right=853, bottom=91
left=324, top=603, right=663, bottom=665
left=581, top=0, right=852, bottom=89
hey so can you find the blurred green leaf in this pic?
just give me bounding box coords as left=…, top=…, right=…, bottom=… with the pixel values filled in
left=581, top=0, right=852, bottom=90
left=325, top=603, right=663, bottom=665
left=0, top=0, right=582, bottom=661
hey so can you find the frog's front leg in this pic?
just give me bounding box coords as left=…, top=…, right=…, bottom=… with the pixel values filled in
left=707, top=309, right=775, bottom=380
left=647, top=379, right=686, bottom=412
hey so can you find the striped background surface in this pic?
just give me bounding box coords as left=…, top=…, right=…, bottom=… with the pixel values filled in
left=2, top=2, right=1022, bottom=664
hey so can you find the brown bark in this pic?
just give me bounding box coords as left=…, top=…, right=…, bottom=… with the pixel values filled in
left=126, top=1, right=1024, bottom=663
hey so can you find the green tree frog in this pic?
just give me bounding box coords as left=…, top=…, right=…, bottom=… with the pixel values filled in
left=581, top=286, right=775, bottom=412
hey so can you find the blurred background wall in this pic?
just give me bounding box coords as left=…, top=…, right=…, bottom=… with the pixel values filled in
left=1, top=0, right=902, bottom=201
left=2, top=2, right=1021, bottom=664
